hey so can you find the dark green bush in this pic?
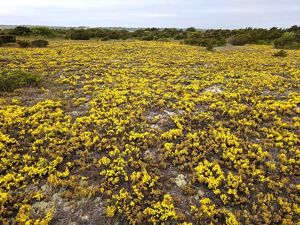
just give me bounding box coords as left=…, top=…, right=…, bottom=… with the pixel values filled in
left=274, top=32, right=300, bottom=49
left=174, top=33, right=185, bottom=40
left=101, top=37, right=110, bottom=41
left=229, top=34, right=250, bottom=46
left=184, top=37, right=225, bottom=48
left=31, top=27, right=55, bottom=37
left=11, top=26, right=32, bottom=36
left=141, top=35, right=155, bottom=41
left=186, top=27, right=197, bottom=32
left=30, top=39, right=49, bottom=48
left=256, top=40, right=270, bottom=45
left=0, top=35, right=16, bottom=45
left=273, top=50, right=288, bottom=57
left=17, top=40, right=30, bottom=48
left=67, top=30, right=90, bottom=40
left=1, top=25, right=299, bottom=47
left=206, top=42, right=214, bottom=51
left=0, top=70, right=42, bottom=92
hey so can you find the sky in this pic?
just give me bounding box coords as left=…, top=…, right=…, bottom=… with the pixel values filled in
left=0, top=0, right=299, bottom=28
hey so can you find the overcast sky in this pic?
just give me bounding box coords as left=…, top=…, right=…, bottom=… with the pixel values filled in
left=1, top=0, right=299, bottom=28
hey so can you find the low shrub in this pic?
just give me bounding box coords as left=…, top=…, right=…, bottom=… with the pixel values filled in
left=141, top=35, right=155, bottom=41
left=206, top=43, right=214, bottom=51
left=228, top=34, right=250, bottom=46
left=30, top=39, right=49, bottom=48
left=273, top=50, right=288, bottom=57
left=256, top=40, right=270, bottom=45
left=0, top=35, right=16, bottom=46
left=31, top=26, right=55, bottom=37
left=101, top=37, right=110, bottom=41
left=0, top=70, right=42, bottom=92
left=0, top=43, right=19, bottom=47
left=11, top=26, right=32, bottom=36
left=274, top=32, right=300, bottom=49
left=17, top=40, right=30, bottom=48
left=67, top=30, right=90, bottom=40
left=184, top=31, right=226, bottom=48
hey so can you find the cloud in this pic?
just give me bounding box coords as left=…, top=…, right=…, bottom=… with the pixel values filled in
left=130, top=13, right=175, bottom=18
left=0, top=0, right=299, bottom=28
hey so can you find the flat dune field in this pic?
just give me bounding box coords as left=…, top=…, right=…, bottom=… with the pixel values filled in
left=0, top=40, right=299, bottom=225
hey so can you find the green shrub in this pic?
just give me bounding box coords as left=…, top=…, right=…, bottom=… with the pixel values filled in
left=274, top=32, right=300, bottom=49
left=256, top=40, right=270, bottom=45
left=0, top=70, right=42, bottom=92
left=101, top=37, right=110, bottom=41
left=174, top=33, right=185, bottom=40
left=186, top=27, right=197, bottom=32
left=141, top=35, right=155, bottom=41
left=30, top=39, right=49, bottom=48
left=11, top=26, right=32, bottom=36
left=0, top=35, right=16, bottom=45
left=17, top=40, right=30, bottom=48
left=273, top=50, right=288, bottom=57
left=67, top=30, right=90, bottom=40
left=31, top=27, right=55, bottom=37
left=228, top=34, right=250, bottom=46
left=206, top=43, right=214, bottom=51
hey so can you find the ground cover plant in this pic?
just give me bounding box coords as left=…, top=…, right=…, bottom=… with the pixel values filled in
left=0, top=70, right=41, bottom=92
left=0, top=40, right=299, bottom=225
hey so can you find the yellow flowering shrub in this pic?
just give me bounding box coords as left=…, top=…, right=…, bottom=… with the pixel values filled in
left=143, top=194, right=178, bottom=224
left=195, top=160, right=225, bottom=194
left=0, top=40, right=299, bottom=224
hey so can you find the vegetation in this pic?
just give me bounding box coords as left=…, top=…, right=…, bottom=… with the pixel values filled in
left=0, top=35, right=16, bottom=46
left=206, top=42, right=214, bottom=51
left=66, top=29, right=90, bottom=40
left=1, top=25, right=300, bottom=49
left=10, top=26, right=32, bottom=36
left=0, top=70, right=41, bottom=92
left=30, top=27, right=55, bottom=37
left=228, top=34, right=250, bottom=46
left=274, top=32, right=300, bottom=49
left=17, top=40, right=30, bottom=48
left=273, top=49, right=288, bottom=57
left=184, top=30, right=227, bottom=48
left=30, top=39, right=49, bottom=48
left=0, top=40, right=299, bottom=224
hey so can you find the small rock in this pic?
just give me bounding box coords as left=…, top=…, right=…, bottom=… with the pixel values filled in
left=32, top=201, right=54, bottom=217
left=145, top=111, right=158, bottom=120
left=52, top=193, right=63, bottom=206
left=81, top=215, right=89, bottom=221
left=289, top=184, right=295, bottom=189
left=63, top=202, right=75, bottom=213
left=70, top=111, right=81, bottom=116
left=164, top=110, right=176, bottom=116
left=195, top=189, right=205, bottom=200
left=94, top=197, right=102, bottom=204
left=175, top=174, right=187, bottom=188
left=144, top=150, right=155, bottom=159
left=41, top=184, right=52, bottom=193
left=68, top=222, right=77, bottom=225
left=198, top=189, right=205, bottom=197
left=77, top=198, right=88, bottom=206
left=203, top=85, right=223, bottom=93
left=150, top=124, right=160, bottom=129
left=79, top=180, right=89, bottom=187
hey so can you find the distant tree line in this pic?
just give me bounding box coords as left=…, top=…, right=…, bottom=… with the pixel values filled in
left=1, top=25, right=300, bottom=49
